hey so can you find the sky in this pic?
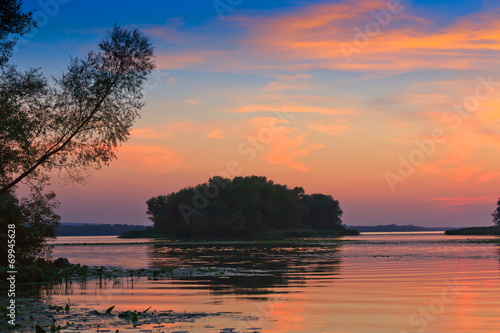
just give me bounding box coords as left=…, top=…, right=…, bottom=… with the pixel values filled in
left=11, top=0, right=500, bottom=227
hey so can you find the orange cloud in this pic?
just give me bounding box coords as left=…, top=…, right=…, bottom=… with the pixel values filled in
left=131, top=122, right=194, bottom=139
left=113, top=145, right=184, bottom=174
left=205, top=129, right=225, bottom=139
left=308, top=119, right=350, bottom=135
left=233, top=0, right=500, bottom=72
left=152, top=0, right=500, bottom=74
left=383, top=75, right=500, bottom=186
left=246, top=117, right=325, bottom=172
left=132, top=121, right=232, bottom=142
left=477, top=172, right=500, bottom=183
left=413, top=127, right=500, bottom=184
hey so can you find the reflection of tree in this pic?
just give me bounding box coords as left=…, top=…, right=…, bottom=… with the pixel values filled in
left=498, top=243, right=500, bottom=274
left=41, top=274, right=136, bottom=303
left=16, top=278, right=77, bottom=299
left=148, top=242, right=343, bottom=297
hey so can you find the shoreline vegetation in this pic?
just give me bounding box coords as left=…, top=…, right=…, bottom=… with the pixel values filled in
left=0, top=299, right=244, bottom=333
left=0, top=262, right=269, bottom=331
left=56, top=223, right=452, bottom=237
left=445, top=226, right=500, bottom=236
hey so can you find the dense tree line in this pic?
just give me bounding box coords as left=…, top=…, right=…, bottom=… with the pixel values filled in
left=146, top=176, right=345, bottom=239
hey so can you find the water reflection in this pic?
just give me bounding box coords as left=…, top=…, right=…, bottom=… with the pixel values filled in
left=146, top=243, right=343, bottom=297
left=42, top=235, right=500, bottom=332
left=42, top=243, right=343, bottom=303
left=498, top=243, right=500, bottom=274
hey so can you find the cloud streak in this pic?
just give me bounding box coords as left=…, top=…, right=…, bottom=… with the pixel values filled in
left=424, top=196, right=496, bottom=207
left=231, top=105, right=353, bottom=115
left=151, top=0, right=500, bottom=74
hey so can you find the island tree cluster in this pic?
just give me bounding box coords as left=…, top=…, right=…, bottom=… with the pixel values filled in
left=146, top=176, right=345, bottom=239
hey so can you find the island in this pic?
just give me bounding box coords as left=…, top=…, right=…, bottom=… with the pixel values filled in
left=121, top=175, right=358, bottom=239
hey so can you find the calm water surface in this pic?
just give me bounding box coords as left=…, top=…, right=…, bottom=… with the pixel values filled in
left=49, top=232, right=500, bottom=332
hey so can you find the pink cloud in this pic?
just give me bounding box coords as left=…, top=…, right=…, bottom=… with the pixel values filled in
left=477, top=172, right=500, bottom=183
left=424, top=196, right=496, bottom=207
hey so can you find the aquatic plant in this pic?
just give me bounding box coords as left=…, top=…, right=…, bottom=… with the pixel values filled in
left=118, top=310, right=132, bottom=318
left=131, top=310, right=138, bottom=327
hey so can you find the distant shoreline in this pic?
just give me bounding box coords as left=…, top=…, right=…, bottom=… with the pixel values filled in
left=445, top=226, right=500, bottom=236
left=57, top=223, right=456, bottom=236
left=346, top=224, right=454, bottom=232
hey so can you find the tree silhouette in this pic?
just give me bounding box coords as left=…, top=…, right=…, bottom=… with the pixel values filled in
left=0, top=0, right=36, bottom=67
left=0, top=25, right=155, bottom=267
left=0, top=25, right=155, bottom=196
left=493, top=198, right=500, bottom=227
left=147, top=176, right=346, bottom=239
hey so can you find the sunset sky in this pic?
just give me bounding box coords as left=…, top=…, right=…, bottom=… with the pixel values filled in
left=13, top=0, right=500, bottom=227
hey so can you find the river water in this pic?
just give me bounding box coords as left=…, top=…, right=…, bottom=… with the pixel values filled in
left=49, top=232, right=500, bottom=332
